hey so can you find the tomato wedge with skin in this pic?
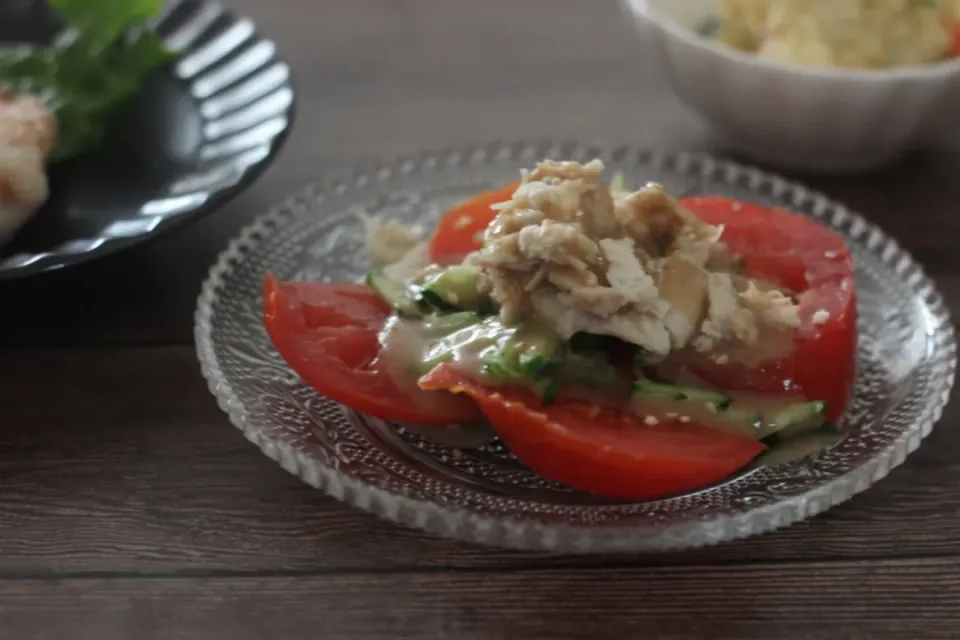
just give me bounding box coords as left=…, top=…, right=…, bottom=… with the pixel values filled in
left=428, top=183, right=518, bottom=264
left=419, top=364, right=766, bottom=500
left=263, top=275, right=481, bottom=425
left=678, top=197, right=857, bottom=421
left=950, top=22, right=960, bottom=57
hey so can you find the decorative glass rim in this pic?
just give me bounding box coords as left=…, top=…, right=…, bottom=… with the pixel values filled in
left=195, top=141, right=956, bottom=552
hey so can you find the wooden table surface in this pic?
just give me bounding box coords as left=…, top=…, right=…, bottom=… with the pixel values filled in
left=4, top=1, right=960, bottom=638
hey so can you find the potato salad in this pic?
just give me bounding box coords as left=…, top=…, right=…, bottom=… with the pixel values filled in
left=713, top=0, right=960, bottom=69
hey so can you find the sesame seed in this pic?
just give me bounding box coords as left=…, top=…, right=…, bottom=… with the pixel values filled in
left=453, top=215, right=473, bottom=229
left=679, top=416, right=691, bottom=423
left=812, top=309, right=830, bottom=325
left=644, top=415, right=660, bottom=426
left=666, top=411, right=678, bottom=418
left=713, top=354, right=730, bottom=365
left=705, top=402, right=718, bottom=414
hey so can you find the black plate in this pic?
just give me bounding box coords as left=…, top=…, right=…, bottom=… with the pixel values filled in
left=0, top=0, right=296, bottom=278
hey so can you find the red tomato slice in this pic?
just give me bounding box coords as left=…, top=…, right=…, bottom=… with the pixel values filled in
left=428, top=183, right=519, bottom=264
left=950, top=22, right=960, bottom=57
left=677, top=197, right=857, bottom=421
left=263, top=275, right=481, bottom=425
left=419, top=364, right=766, bottom=500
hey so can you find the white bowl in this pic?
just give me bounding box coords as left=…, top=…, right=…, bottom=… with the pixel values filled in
left=622, top=0, right=960, bottom=172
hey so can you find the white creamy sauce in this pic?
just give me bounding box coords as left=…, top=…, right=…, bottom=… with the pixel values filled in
left=376, top=313, right=529, bottom=422
left=375, top=316, right=483, bottom=418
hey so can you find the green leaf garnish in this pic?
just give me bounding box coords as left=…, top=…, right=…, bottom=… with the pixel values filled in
left=50, top=0, right=165, bottom=49
left=0, top=0, right=175, bottom=161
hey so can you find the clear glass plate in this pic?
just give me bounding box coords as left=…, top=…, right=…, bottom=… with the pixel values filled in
left=195, top=142, right=956, bottom=553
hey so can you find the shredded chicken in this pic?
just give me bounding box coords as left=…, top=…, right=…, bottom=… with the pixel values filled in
left=474, top=159, right=801, bottom=360
left=599, top=237, right=659, bottom=305
left=516, top=221, right=602, bottom=269
left=740, top=281, right=802, bottom=330
left=361, top=158, right=804, bottom=364
left=0, top=90, right=57, bottom=244
left=697, top=273, right=760, bottom=350
left=363, top=215, right=422, bottom=267
left=382, top=242, right=431, bottom=284
left=659, top=254, right=708, bottom=348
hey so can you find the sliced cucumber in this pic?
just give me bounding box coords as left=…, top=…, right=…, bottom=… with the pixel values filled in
left=515, top=326, right=560, bottom=377
left=757, top=401, right=827, bottom=443
left=421, top=266, right=490, bottom=312
left=704, top=399, right=826, bottom=442
left=420, top=311, right=483, bottom=336
left=720, top=406, right=764, bottom=430
left=533, top=377, right=559, bottom=406
left=477, top=322, right=561, bottom=404
left=555, top=350, right=620, bottom=391
left=629, top=377, right=828, bottom=445
left=366, top=270, right=424, bottom=318
left=481, top=327, right=559, bottom=383
left=713, top=399, right=827, bottom=443
left=480, top=353, right=518, bottom=383
left=419, top=289, right=459, bottom=312
left=421, top=316, right=510, bottom=374
left=481, top=365, right=558, bottom=405
left=751, top=425, right=842, bottom=468
left=481, top=350, right=558, bottom=405
left=631, top=380, right=731, bottom=410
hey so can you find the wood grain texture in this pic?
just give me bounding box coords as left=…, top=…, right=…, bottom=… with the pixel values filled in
left=3, top=0, right=960, bottom=637
left=1, top=558, right=959, bottom=640
left=1, top=347, right=959, bottom=577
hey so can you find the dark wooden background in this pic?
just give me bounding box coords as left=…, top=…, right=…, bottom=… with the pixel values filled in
left=3, top=1, right=960, bottom=638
